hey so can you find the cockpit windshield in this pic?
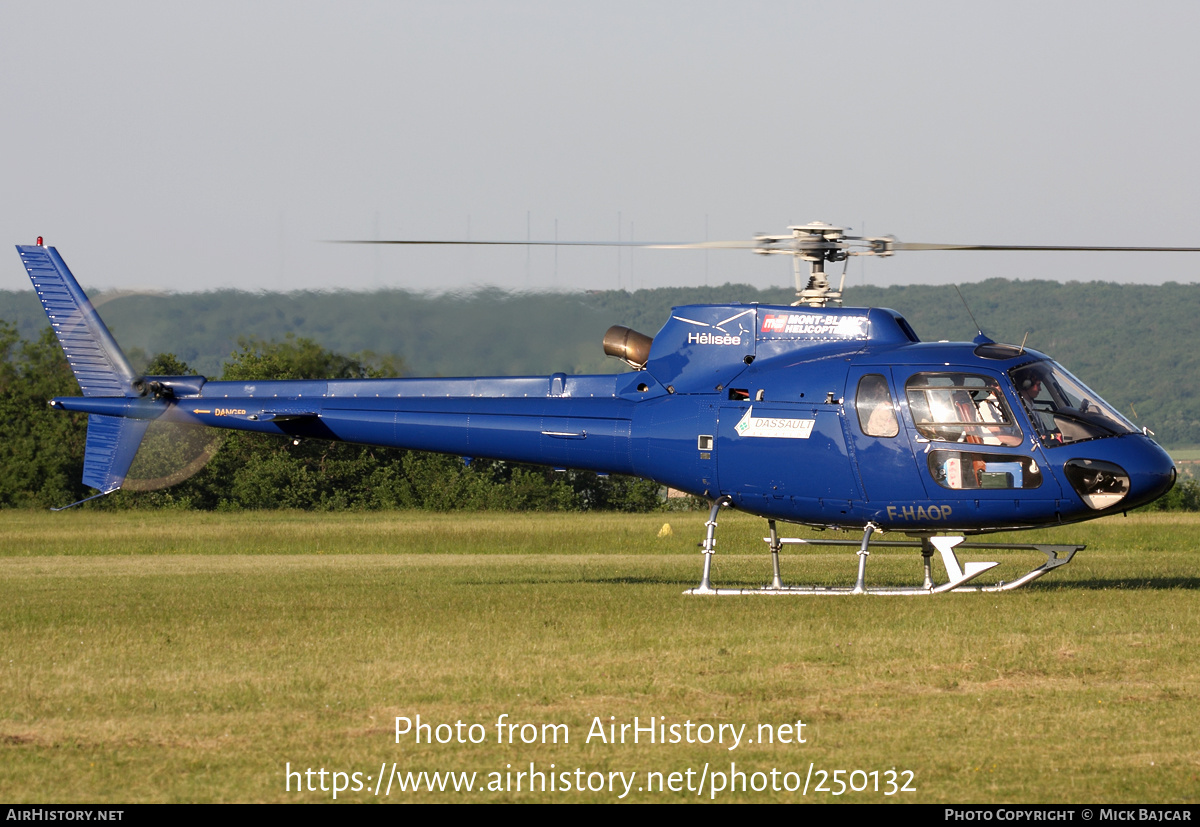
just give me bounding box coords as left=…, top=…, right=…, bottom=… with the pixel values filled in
left=1009, top=361, right=1137, bottom=447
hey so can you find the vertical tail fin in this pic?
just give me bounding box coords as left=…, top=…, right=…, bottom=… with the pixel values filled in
left=17, top=244, right=141, bottom=397
left=17, top=243, right=154, bottom=505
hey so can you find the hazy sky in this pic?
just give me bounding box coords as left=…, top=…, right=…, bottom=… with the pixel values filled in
left=3, top=1, right=1199, bottom=294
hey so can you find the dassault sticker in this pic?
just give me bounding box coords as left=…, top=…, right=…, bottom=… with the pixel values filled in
left=734, top=406, right=815, bottom=439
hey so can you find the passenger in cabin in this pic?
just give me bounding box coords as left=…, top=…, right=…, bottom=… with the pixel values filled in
left=856, top=375, right=899, bottom=438
left=976, top=391, right=1023, bottom=446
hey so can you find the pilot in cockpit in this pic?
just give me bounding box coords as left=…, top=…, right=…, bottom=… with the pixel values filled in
left=1015, top=369, right=1063, bottom=444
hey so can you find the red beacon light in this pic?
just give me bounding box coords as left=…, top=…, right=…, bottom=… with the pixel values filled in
left=36, top=237, right=43, bottom=246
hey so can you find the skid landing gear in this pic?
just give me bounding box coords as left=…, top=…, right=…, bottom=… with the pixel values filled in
left=683, top=508, right=1082, bottom=596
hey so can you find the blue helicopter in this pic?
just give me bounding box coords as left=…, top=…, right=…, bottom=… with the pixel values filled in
left=15, top=222, right=1183, bottom=595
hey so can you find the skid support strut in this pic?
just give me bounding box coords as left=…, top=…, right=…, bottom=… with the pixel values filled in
left=852, top=523, right=877, bottom=594
left=767, top=520, right=785, bottom=590
left=691, top=496, right=732, bottom=595
left=921, top=538, right=935, bottom=590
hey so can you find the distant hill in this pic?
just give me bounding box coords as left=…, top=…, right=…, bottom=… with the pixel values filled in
left=1, top=278, right=1196, bottom=445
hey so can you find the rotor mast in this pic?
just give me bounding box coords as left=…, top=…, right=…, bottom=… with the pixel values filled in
left=753, top=221, right=893, bottom=308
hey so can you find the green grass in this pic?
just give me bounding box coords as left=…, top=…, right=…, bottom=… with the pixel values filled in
left=1, top=510, right=1198, bottom=803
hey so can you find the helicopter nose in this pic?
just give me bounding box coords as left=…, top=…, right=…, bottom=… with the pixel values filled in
left=1062, top=435, right=1176, bottom=512
left=1137, top=448, right=1179, bottom=506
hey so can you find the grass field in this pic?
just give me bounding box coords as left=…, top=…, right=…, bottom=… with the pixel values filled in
left=1, top=510, right=1197, bottom=803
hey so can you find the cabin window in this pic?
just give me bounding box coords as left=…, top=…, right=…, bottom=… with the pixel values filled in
left=905, top=373, right=1023, bottom=446
left=927, top=450, right=1043, bottom=490
left=856, top=374, right=898, bottom=437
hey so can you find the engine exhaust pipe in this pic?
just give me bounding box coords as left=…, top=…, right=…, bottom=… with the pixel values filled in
left=603, top=325, right=653, bottom=369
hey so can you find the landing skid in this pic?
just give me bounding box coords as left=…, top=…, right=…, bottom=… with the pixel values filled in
left=684, top=498, right=1082, bottom=596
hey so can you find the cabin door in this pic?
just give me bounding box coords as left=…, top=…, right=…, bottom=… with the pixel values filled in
left=844, top=367, right=926, bottom=504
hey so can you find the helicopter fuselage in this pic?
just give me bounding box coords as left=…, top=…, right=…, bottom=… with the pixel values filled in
left=51, top=301, right=1176, bottom=532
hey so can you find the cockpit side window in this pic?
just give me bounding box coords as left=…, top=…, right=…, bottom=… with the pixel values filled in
left=856, top=374, right=899, bottom=437
left=905, top=373, right=1023, bottom=446
left=1010, top=361, right=1136, bottom=447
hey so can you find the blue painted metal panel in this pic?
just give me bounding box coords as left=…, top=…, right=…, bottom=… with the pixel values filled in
left=716, top=402, right=860, bottom=521
left=629, top=397, right=718, bottom=495
left=643, top=305, right=757, bottom=394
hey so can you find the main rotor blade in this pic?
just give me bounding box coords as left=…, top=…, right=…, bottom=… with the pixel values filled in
left=334, top=238, right=1200, bottom=253
left=333, top=239, right=761, bottom=249
left=893, top=242, right=1200, bottom=252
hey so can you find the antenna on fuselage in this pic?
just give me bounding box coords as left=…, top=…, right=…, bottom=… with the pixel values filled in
left=953, top=284, right=984, bottom=339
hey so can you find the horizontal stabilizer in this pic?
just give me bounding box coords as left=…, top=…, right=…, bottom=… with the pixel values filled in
left=17, top=245, right=140, bottom=397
